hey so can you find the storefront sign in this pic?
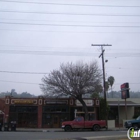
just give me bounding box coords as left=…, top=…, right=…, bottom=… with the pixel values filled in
left=13, top=99, right=35, bottom=104
left=76, top=100, right=94, bottom=106
left=45, top=100, right=68, bottom=104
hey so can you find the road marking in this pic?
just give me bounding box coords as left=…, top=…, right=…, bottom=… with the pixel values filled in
left=119, top=139, right=129, bottom=140
left=84, top=135, right=126, bottom=139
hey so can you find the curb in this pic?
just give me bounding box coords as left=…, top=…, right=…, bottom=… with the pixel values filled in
left=1, top=128, right=127, bottom=132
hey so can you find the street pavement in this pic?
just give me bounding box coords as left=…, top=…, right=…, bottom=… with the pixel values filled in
left=9, top=127, right=128, bottom=132
left=0, top=127, right=128, bottom=140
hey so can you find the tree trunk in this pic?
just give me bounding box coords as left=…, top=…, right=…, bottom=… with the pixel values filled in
left=111, top=87, right=113, bottom=98
left=78, top=98, right=88, bottom=121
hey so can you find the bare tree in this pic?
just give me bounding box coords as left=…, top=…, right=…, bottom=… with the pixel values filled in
left=40, top=61, right=102, bottom=120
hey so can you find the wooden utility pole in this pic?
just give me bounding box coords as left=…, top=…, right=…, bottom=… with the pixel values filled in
left=91, top=44, right=112, bottom=129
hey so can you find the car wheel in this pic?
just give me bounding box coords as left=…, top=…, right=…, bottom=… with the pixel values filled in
left=93, top=124, right=100, bottom=131
left=133, top=124, right=139, bottom=130
left=64, top=126, right=72, bottom=132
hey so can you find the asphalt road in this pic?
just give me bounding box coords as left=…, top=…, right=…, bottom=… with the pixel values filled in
left=0, top=130, right=128, bottom=140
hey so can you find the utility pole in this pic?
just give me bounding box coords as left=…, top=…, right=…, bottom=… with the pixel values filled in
left=91, top=44, right=112, bottom=129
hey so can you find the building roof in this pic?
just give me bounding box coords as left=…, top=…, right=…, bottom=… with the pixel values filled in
left=108, top=101, right=140, bottom=106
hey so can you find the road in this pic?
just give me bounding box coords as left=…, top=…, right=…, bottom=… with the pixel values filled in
left=0, top=130, right=128, bottom=140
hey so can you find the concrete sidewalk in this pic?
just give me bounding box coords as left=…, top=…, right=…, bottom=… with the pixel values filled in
left=6, top=127, right=127, bottom=132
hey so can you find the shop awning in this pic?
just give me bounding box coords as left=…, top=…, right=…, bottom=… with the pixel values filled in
left=107, top=101, right=140, bottom=107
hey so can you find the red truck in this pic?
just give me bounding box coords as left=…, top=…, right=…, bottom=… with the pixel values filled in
left=61, top=116, right=106, bottom=132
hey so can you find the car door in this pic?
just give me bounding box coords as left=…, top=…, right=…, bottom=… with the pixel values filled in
left=73, top=118, right=84, bottom=129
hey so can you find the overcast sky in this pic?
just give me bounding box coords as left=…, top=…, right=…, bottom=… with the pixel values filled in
left=0, top=0, right=140, bottom=95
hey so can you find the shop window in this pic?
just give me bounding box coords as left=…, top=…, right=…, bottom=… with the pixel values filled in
left=56, top=108, right=61, bottom=112
left=42, top=113, right=52, bottom=126
left=54, top=117, right=58, bottom=124
left=10, top=106, right=37, bottom=113
left=88, top=108, right=94, bottom=112
left=10, top=106, right=16, bottom=112
left=62, top=108, right=66, bottom=112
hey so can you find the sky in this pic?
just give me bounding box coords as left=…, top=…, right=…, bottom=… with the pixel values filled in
left=0, top=0, right=140, bottom=96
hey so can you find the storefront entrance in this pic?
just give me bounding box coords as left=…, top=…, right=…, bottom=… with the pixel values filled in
left=53, top=115, right=59, bottom=128
left=42, top=105, right=70, bottom=128
left=9, top=106, right=38, bottom=128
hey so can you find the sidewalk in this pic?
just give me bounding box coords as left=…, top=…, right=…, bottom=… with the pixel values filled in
left=12, top=127, right=127, bottom=132
left=16, top=128, right=62, bottom=132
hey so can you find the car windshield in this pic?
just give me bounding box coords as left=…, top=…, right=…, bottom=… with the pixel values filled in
left=136, top=116, right=140, bottom=120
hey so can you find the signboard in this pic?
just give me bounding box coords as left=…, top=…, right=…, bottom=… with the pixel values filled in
left=12, top=99, right=35, bottom=104
left=120, top=83, right=130, bottom=99
left=76, top=100, right=94, bottom=106
left=45, top=100, right=68, bottom=104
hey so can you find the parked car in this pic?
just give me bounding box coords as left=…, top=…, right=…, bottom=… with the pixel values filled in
left=124, top=116, right=140, bottom=130
left=61, top=116, right=106, bottom=132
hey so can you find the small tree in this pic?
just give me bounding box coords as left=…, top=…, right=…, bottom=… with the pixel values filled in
left=91, top=84, right=103, bottom=98
left=105, top=81, right=109, bottom=97
left=108, top=76, right=115, bottom=98
left=99, top=98, right=110, bottom=120
left=40, top=61, right=102, bottom=120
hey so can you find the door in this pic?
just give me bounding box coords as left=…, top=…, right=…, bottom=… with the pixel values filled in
left=53, top=115, right=59, bottom=128
left=73, top=117, right=84, bottom=128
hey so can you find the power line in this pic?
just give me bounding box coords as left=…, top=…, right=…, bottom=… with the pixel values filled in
left=1, top=10, right=140, bottom=17
left=1, top=21, right=140, bottom=28
left=0, top=50, right=140, bottom=57
left=0, top=80, right=140, bottom=86
left=1, top=28, right=140, bottom=34
left=0, top=45, right=90, bottom=50
left=0, top=70, right=49, bottom=74
left=0, top=50, right=99, bottom=56
left=1, top=45, right=140, bottom=51
left=0, top=0, right=140, bottom=8
left=2, top=18, right=140, bottom=24
left=1, top=80, right=140, bottom=86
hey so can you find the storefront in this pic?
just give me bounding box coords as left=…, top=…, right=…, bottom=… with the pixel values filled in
left=1, top=96, right=100, bottom=128
left=42, top=99, right=70, bottom=128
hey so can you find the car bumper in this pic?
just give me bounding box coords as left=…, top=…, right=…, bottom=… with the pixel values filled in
left=61, top=125, right=65, bottom=129
left=124, top=122, right=132, bottom=128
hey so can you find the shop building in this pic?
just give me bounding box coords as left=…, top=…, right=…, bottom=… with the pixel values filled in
left=0, top=96, right=100, bottom=128
left=107, top=98, right=140, bottom=127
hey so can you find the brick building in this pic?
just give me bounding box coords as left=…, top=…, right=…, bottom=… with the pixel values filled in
left=0, top=96, right=100, bottom=128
